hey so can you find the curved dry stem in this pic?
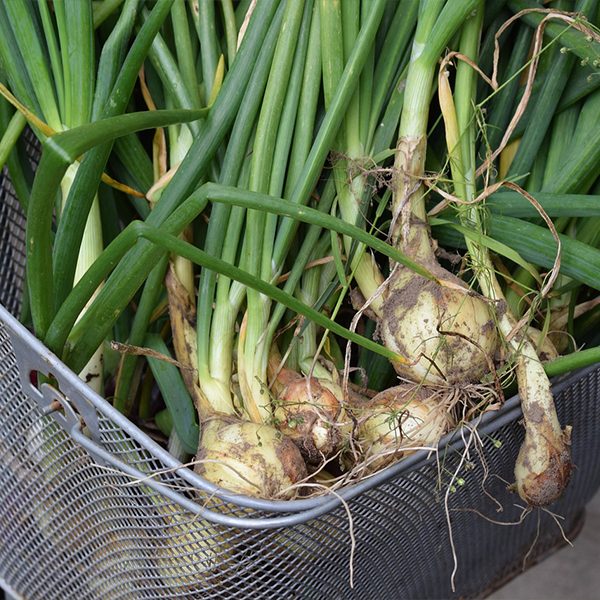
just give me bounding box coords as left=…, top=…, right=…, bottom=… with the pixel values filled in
left=478, top=8, right=600, bottom=177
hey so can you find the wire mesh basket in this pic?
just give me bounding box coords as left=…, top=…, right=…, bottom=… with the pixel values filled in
left=1, top=146, right=600, bottom=600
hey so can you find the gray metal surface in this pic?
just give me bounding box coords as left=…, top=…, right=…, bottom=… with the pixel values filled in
left=1, top=142, right=600, bottom=599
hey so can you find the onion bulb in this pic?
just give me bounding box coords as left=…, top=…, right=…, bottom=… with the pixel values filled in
left=194, top=416, right=307, bottom=499
left=513, top=350, right=573, bottom=507
left=358, top=384, right=453, bottom=472
left=381, top=221, right=499, bottom=385
left=383, top=137, right=499, bottom=386
left=267, top=350, right=349, bottom=465
left=273, top=376, right=347, bottom=465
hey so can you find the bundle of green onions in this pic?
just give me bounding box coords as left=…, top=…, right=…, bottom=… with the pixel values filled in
left=2, top=0, right=600, bottom=511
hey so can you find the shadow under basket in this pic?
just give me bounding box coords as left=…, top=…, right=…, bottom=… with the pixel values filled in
left=1, top=163, right=600, bottom=600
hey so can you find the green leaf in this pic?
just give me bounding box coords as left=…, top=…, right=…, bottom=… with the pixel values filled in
left=4, top=0, right=62, bottom=129
left=486, top=192, right=600, bottom=218
left=144, top=334, right=199, bottom=455
left=432, top=217, right=542, bottom=284
left=488, top=216, right=600, bottom=291
left=47, top=216, right=408, bottom=372
left=28, top=107, right=208, bottom=339
left=53, top=0, right=161, bottom=313
left=330, top=227, right=348, bottom=287
left=433, top=215, right=600, bottom=291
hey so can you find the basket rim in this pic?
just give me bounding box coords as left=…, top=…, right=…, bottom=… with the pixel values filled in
left=1, top=303, right=597, bottom=528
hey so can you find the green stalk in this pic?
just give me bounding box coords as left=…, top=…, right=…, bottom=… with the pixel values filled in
left=191, top=0, right=221, bottom=106
left=541, top=103, right=581, bottom=335
left=93, top=0, right=126, bottom=28
left=4, top=0, right=62, bottom=130
left=60, top=163, right=104, bottom=393
left=242, top=0, right=306, bottom=423
left=443, top=6, right=573, bottom=506
left=508, top=0, right=600, bottom=63
left=52, top=0, right=168, bottom=312
left=38, top=0, right=65, bottom=117
left=542, top=119, right=600, bottom=194
left=543, top=103, right=580, bottom=187
left=196, top=5, right=285, bottom=417
left=144, top=18, right=202, bottom=132
left=275, top=2, right=381, bottom=322
left=370, top=62, right=408, bottom=155
left=266, top=177, right=337, bottom=349
left=366, top=0, right=418, bottom=150
left=66, top=0, right=280, bottom=374
left=571, top=88, right=600, bottom=150
left=396, top=0, right=445, bottom=140
left=5, top=0, right=103, bottom=387
left=282, top=0, right=321, bottom=199
left=114, top=248, right=170, bottom=415
left=296, top=234, right=334, bottom=373
left=359, top=0, right=374, bottom=146
left=506, top=50, right=576, bottom=182
left=0, top=3, right=43, bottom=119
left=29, top=107, right=206, bottom=340
left=60, top=0, right=94, bottom=129
left=392, top=0, right=475, bottom=253
left=269, top=0, right=314, bottom=199
left=272, top=0, right=387, bottom=271
left=0, top=110, right=27, bottom=170
left=113, top=134, right=155, bottom=196
left=321, top=0, right=386, bottom=318
left=557, top=65, right=600, bottom=112
left=171, top=0, right=201, bottom=108
left=0, top=92, right=33, bottom=212
left=545, top=347, right=600, bottom=377
left=220, top=0, right=237, bottom=68
left=144, top=333, right=200, bottom=454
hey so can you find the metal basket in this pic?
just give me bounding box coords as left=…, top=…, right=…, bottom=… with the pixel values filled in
left=1, top=151, right=600, bottom=600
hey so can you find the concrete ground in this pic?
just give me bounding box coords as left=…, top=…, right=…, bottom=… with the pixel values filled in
left=489, top=489, right=600, bottom=600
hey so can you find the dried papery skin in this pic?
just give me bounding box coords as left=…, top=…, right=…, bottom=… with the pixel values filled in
left=274, top=377, right=346, bottom=465
left=165, top=266, right=215, bottom=414
left=358, top=385, right=453, bottom=472
left=194, top=416, right=307, bottom=499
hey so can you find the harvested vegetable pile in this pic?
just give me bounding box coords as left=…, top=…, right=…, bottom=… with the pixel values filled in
left=2, top=0, right=600, bottom=509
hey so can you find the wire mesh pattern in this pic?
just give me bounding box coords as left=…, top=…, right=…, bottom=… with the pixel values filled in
left=0, top=128, right=39, bottom=317
left=0, top=168, right=27, bottom=317
left=1, top=155, right=600, bottom=599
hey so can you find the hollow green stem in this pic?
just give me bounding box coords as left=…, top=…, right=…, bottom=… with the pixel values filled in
left=196, top=5, right=285, bottom=413
left=49, top=218, right=406, bottom=371
left=114, top=254, right=170, bottom=415
left=66, top=0, right=279, bottom=380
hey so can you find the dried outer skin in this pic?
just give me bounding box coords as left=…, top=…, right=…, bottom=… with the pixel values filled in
left=165, top=265, right=217, bottom=415
left=274, top=377, right=345, bottom=465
